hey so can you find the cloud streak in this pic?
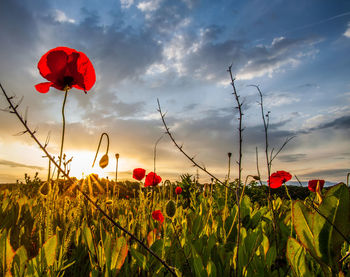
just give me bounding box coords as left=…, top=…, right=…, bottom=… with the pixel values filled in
left=0, top=159, right=44, bottom=170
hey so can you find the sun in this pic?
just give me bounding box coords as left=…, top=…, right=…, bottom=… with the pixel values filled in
left=67, top=151, right=109, bottom=179
left=64, top=150, right=139, bottom=180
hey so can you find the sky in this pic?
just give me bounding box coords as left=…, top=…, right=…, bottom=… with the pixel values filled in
left=0, top=0, right=349, bottom=184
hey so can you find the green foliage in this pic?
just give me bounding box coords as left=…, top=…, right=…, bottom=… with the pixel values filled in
left=289, top=182, right=350, bottom=276
left=0, top=176, right=349, bottom=276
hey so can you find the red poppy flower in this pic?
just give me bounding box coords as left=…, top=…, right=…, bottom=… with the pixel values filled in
left=268, top=170, right=292, bottom=189
left=145, top=172, right=162, bottom=187
left=152, top=210, right=164, bottom=223
left=175, top=186, right=182, bottom=195
left=308, top=179, right=325, bottom=192
left=35, top=46, right=96, bottom=93
left=133, top=168, right=146, bottom=181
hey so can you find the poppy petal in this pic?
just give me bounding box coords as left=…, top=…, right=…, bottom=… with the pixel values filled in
left=77, top=52, right=96, bottom=91
left=36, top=46, right=95, bottom=93
left=35, top=82, right=54, bottom=93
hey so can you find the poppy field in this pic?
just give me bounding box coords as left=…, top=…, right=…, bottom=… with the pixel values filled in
left=0, top=47, right=350, bottom=276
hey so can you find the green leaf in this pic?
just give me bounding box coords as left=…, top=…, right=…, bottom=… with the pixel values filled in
left=191, top=245, right=206, bottom=277
left=111, top=237, right=128, bottom=270
left=82, top=225, right=96, bottom=256
left=0, top=231, right=15, bottom=275
left=286, top=237, right=312, bottom=277
left=42, top=235, right=57, bottom=267
left=266, top=245, right=276, bottom=269
left=293, top=182, right=350, bottom=269
left=130, top=248, right=148, bottom=271
left=206, top=260, right=217, bottom=277
left=13, top=245, right=27, bottom=268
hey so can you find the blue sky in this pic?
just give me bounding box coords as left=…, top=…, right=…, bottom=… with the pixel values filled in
left=0, top=0, right=349, bottom=184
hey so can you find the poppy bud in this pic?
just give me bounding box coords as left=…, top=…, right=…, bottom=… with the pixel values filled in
left=99, top=154, right=109, bottom=169
left=115, top=153, right=120, bottom=159
left=253, top=175, right=260, bottom=180
left=228, top=152, right=232, bottom=158
left=166, top=200, right=176, bottom=218
left=40, top=181, right=50, bottom=196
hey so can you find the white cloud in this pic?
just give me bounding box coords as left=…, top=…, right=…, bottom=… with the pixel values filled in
left=145, top=63, right=168, bottom=75
left=137, top=0, right=162, bottom=12
left=53, top=9, right=76, bottom=24
left=120, top=0, right=134, bottom=9
left=236, top=37, right=318, bottom=80
left=237, top=57, right=300, bottom=80
left=344, top=23, right=350, bottom=38
left=264, top=92, right=300, bottom=107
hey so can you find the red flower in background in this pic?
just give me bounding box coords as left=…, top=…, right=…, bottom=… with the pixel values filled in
left=268, top=170, right=292, bottom=189
left=145, top=172, right=162, bottom=187
left=175, top=186, right=182, bottom=195
left=35, top=46, right=95, bottom=93
left=133, top=168, right=146, bottom=181
left=152, top=210, right=164, bottom=223
left=308, top=179, right=325, bottom=192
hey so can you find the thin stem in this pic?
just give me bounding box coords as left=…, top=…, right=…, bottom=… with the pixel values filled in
left=157, top=99, right=233, bottom=192
left=0, top=83, right=177, bottom=277
left=250, top=84, right=280, bottom=275
left=283, top=182, right=293, bottom=237
left=115, top=153, right=119, bottom=182
left=92, top=132, right=110, bottom=167
left=227, top=65, right=242, bottom=277
left=154, top=134, right=164, bottom=174
left=57, top=89, right=68, bottom=180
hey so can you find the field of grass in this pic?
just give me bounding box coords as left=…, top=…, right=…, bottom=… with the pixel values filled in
left=0, top=173, right=349, bottom=276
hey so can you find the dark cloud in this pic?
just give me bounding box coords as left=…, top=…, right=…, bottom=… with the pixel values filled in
left=38, top=10, right=163, bottom=87
left=300, top=168, right=349, bottom=180
left=317, top=115, right=350, bottom=131
left=0, top=159, right=44, bottom=170
left=278, top=153, right=307, bottom=163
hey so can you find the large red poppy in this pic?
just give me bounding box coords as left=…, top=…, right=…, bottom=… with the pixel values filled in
left=268, top=170, right=292, bottom=189
left=144, top=172, right=162, bottom=187
left=133, top=168, right=146, bottom=181
left=35, top=46, right=95, bottom=93
left=308, top=179, right=325, bottom=192
left=152, top=210, right=164, bottom=223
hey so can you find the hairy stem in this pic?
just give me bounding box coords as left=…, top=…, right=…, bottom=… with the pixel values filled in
left=57, top=89, right=68, bottom=180
left=227, top=65, right=242, bottom=277
left=157, top=99, right=233, bottom=192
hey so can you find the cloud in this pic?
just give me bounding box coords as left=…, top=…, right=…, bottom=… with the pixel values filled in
left=137, top=0, right=161, bottom=12
left=300, top=168, right=349, bottom=180
left=53, top=10, right=75, bottom=24
left=120, top=0, right=134, bottom=9
left=317, top=115, right=350, bottom=131
left=0, top=159, right=44, bottom=170
left=344, top=22, right=350, bottom=38
left=264, top=92, right=300, bottom=107
left=236, top=36, right=320, bottom=80
left=278, top=153, right=307, bottom=163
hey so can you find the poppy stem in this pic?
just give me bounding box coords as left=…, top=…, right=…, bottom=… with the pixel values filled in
left=57, top=89, right=68, bottom=180
left=92, top=132, right=110, bottom=167
left=283, top=182, right=293, bottom=237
